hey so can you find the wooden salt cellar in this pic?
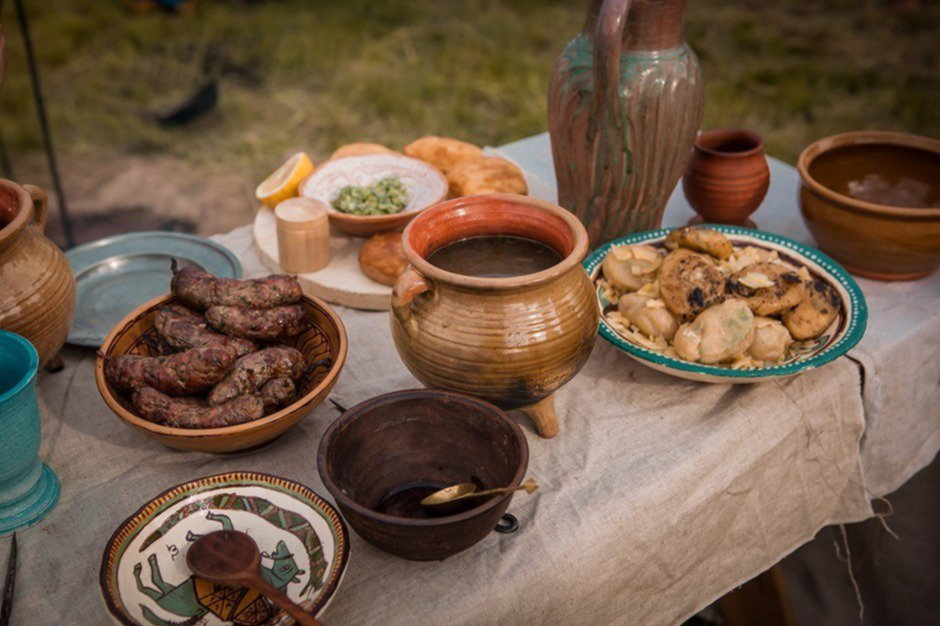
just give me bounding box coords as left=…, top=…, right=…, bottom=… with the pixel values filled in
left=275, top=198, right=330, bottom=274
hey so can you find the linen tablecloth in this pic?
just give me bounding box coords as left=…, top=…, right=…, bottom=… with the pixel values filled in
left=1, top=133, right=937, bottom=625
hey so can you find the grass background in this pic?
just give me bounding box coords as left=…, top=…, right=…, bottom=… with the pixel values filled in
left=1, top=0, right=937, bottom=179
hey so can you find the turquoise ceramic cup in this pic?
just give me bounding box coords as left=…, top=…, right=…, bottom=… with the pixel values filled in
left=0, top=330, right=59, bottom=535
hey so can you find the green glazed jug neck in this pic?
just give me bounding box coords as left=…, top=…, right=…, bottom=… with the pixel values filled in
left=584, top=0, right=687, bottom=51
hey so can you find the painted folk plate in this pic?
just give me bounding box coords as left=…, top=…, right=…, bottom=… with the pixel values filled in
left=100, top=472, right=349, bottom=626
left=583, top=225, right=867, bottom=383
left=67, top=232, right=241, bottom=347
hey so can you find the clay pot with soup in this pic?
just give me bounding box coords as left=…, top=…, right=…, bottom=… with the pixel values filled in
left=390, top=194, right=599, bottom=439
left=0, top=180, right=75, bottom=366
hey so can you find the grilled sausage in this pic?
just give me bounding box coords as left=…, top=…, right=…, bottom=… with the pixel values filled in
left=205, top=304, right=308, bottom=341
left=260, top=377, right=297, bottom=412
left=208, top=347, right=305, bottom=406
left=132, top=386, right=263, bottom=428
left=105, top=342, right=238, bottom=396
left=154, top=305, right=256, bottom=357
left=170, top=261, right=302, bottom=310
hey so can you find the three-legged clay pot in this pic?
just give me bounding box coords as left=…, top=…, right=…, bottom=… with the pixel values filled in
left=390, top=194, right=599, bottom=438
left=0, top=180, right=76, bottom=367
left=682, top=129, right=770, bottom=228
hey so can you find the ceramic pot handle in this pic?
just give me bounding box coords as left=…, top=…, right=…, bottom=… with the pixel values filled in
left=592, top=0, right=631, bottom=132
left=23, top=184, right=47, bottom=232
left=392, top=266, right=433, bottom=334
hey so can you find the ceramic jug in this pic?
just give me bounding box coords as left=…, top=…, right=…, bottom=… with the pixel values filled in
left=548, top=0, right=704, bottom=246
left=0, top=179, right=76, bottom=365
left=0, top=330, right=60, bottom=535
left=390, top=194, right=598, bottom=439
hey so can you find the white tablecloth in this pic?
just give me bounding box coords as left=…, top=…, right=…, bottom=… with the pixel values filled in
left=1, top=133, right=937, bottom=625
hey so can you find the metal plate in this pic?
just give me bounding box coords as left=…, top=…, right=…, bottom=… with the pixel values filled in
left=66, top=232, right=241, bottom=347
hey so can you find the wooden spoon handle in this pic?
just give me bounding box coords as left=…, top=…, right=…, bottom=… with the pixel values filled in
left=250, top=575, right=322, bottom=626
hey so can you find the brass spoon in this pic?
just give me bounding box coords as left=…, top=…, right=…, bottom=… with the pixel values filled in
left=421, top=477, right=539, bottom=512
left=187, top=530, right=322, bottom=626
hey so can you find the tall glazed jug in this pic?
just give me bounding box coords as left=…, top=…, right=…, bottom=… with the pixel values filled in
left=549, top=0, right=704, bottom=246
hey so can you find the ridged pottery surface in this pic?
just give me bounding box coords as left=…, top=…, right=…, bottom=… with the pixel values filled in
left=549, top=0, right=704, bottom=246
left=390, top=194, right=599, bottom=439
left=797, top=131, right=940, bottom=281
left=682, top=129, right=770, bottom=226
left=0, top=180, right=76, bottom=366
left=0, top=330, right=60, bottom=535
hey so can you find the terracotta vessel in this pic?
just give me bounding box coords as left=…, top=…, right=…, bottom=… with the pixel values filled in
left=798, top=131, right=940, bottom=281
left=390, top=194, right=599, bottom=438
left=682, top=129, right=769, bottom=228
left=96, top=293, right=347, bottom=453
left=318, top=389, right=528, bottom=561
left=548, top=0, right=704, bottom=246
left=0, top=180, right=75, bottom=366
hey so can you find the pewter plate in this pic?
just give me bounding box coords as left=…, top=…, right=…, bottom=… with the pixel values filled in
left=66, top=232, right=241, bottom=347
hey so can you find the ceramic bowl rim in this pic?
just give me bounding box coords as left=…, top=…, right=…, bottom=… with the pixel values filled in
left=797, top=130, right=940, bottom=218
left=694, top=128, right=765, bottom=159
left=583, top=224, right=868, bottom=380
left=0, top=330, right=38, bottom=404
left=317, top=388, right=529, bottom=527
left=0, top=179, right=34, bottom=247
left=98, top=470, right=350, bottom=625
left=94, top=292, right=347, bottom=439
left=299, top=153, right=448, bottom=223
left=401, top=192, right=590, bottom=291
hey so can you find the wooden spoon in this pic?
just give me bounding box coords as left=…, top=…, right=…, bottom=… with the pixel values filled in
left=421, top=477, right=539, bottom=512
left=186, top=530, right=322, bottom=626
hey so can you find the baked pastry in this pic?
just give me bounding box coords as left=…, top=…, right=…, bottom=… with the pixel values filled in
left=403, top=136, right=482, bottom=175
left=602, top=244, right=663, bottom=292
left=448, top=156, right=527, bottom=197
left=782, top=278, right=840, bottom=340
left=664, top=226, right=733, bottom=260
left=728, top=262, right=805, bottom=316
left=658, top=249, right=727, bottom=322
left=330, top=143, right=397, bottom=160
left=673, top=299, right=755, bottom=364
left=358, top=232, right=407, bottom=286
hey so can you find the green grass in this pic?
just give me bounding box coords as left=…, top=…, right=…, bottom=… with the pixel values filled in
left=1, top=0, right=937, bottom=180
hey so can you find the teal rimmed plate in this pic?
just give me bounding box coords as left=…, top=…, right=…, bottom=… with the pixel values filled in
left=100, top=472, right=349, bottom=626
left=583, top=225, right=867, bottom=383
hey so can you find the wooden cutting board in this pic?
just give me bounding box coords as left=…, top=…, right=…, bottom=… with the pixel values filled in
left=253, top=206, right=391, bottom=310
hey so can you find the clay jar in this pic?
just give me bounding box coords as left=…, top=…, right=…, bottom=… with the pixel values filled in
left=390, top=194, right=599, bottom=439
left=682, top=129, right=770, bottom=227
left=0, top=180, right=75, bottom=366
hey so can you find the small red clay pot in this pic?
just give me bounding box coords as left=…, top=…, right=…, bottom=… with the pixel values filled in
left=682, top=129, right=770, bottom=228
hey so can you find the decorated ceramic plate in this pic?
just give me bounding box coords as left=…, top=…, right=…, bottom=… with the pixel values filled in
left=583, top=225, right=867, bottom=383
left=100, top=472, right=349, bottom=626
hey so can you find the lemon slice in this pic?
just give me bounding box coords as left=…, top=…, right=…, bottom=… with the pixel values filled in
left=255, top=152, right=314, bottom=208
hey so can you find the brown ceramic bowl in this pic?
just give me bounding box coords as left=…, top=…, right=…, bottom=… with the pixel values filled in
left=317, top=389, right=529, bottom=561
left=299, top=154, right=448, bottom=236
left=798, top=131, right=940, bottom=280
left=95, top=293, right=347, bottom=453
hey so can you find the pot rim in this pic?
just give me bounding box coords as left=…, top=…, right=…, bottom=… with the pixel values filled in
left=694, top=128, right=765, bottom=159
left=400, top=193, right=590, bottom=290
left=0, top=330, right=38, bottom=405
left=316, top=388, right=529, bottom=528
left=797, top=130, right=940, bottom=218
left=0, top=179, right=33, bottom=248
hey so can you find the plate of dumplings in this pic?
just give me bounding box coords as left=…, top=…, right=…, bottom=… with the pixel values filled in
left=583, top=225, right=867, bottom=383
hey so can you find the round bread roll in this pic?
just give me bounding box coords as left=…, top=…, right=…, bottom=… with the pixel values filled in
left=330, top=143, right=397, bottom=160
left=403, top=136, right=482, bottom=175
left=358, top=232, right=407, bottom=286
left=448, top=156, right=527, bottom=197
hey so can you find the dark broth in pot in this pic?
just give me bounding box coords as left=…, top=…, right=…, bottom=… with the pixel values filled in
left=425, top=235, right=564, bottom=278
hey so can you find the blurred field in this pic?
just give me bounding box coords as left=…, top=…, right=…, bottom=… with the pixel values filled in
left=1, top=0, right=937, bottom=179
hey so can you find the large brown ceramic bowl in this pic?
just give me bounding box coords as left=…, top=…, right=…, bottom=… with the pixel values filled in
left=798, top=131, right=940, bottom=280
left=317, top=389, right=528, bottom=561
left=95, top=293, right=347, bottom=453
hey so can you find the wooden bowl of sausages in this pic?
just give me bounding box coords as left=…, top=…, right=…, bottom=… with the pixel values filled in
left=95, top=290, right=347, bottom=453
